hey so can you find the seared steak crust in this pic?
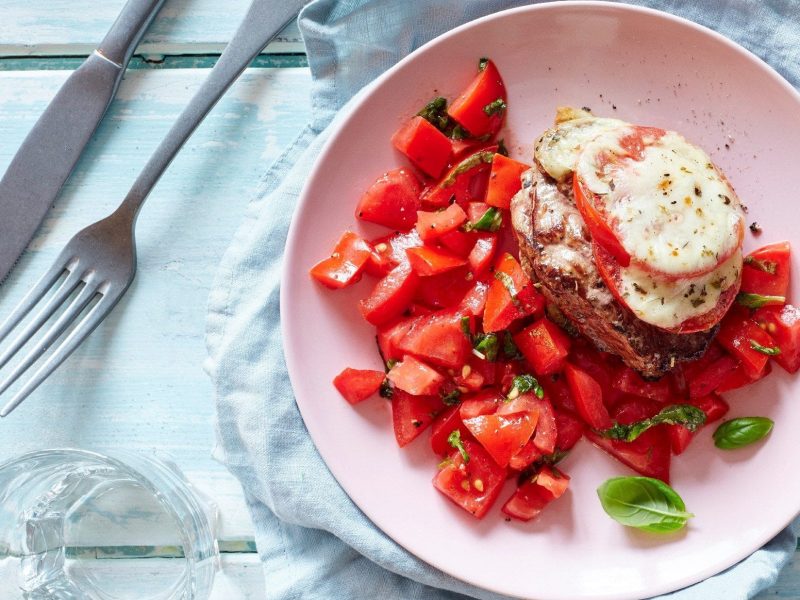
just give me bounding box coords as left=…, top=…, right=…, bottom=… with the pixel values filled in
left=511, top=166, right=715, bottom=378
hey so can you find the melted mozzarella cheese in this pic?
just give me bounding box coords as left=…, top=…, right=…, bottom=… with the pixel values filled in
left=534, top=116, right=626, bottom=182
left=578, top=127, right=746, bottom=277
left=614, top=250, right=742, bottom=330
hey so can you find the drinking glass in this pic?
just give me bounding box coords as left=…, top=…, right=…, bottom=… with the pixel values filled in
left=0, top=449, right=219, bottom=599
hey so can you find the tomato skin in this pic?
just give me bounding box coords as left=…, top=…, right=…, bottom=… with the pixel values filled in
left=421, top=148, right=497, bottom=208
left=430, top=406, right=472, bottom=456
left=433, top=439, right=506, bottom=518
left=438, top=229, right=476, bottom=257
left=414, top=266, right=474, bottom=310
left=406, top=246, right=467, bottom=276
left=542, top=374, right=578, bottom=414
left=310, top=231, right=372, bottom=289
left=459, top=390, right=502, bottom=420
left=668, top=425, right=694, bottom=455
left=485, top=154, right=530, bottom=209
left=554, top=410, right=584, bottom=451
left=468, top=234, right=499, bottom=276
left=458, top=280, right=489, bottom=317
left=529, top=397, right=557, bottom=454
left=359, top=262, right=419, bottom=326
left=332, top=368, right=385, bottom=404
left=612, top=366, right=672, bottom=403
left=447, top=59, right=507, bottom=138
left=564, top=363, right=612, bottom=430
left=392, top=116, right=453, bottom=178
left=574, top=177, right=631, bottom=267
left=687, top=354, right=738, bottom=399
left=585, top=426, right=671, bottom=483
left=484, top=254, right=545, bottom=333
left=463, top=411, right=538, bottom=468
left=754, top=304, right=800, bottom=374
left=415, top=204, right=468, bottom=242
left=716, top=311, right=774, bottom=378
left=396, top=309, right=471, bottom=369
left=368, top=229, right=423, bottom=276
left=508, top=440, right=543, bottom=471
left=667, top=393, right=729, bottom=454
left=391, top=390, right=444, bottom=447
left=741, top=242, right=791, bottom=297
left=514, top=318, right=572, bottom=376
left=376, top=316, right=416, bottom=362
left=387, top=356, right=445, bottom=396
left=502, top=466, right=570, bottom=522
left=356, top=168, right=422, bottom=230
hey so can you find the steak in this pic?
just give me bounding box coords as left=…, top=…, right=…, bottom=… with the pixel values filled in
left=510, top=165, right=715, bottom=378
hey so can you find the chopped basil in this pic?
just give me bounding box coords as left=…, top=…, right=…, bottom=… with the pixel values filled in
left=473, top=333, right=499, bottom=362
left=749, top=339, right=781, bottom=355
left=597, top=476, right=693, bottom=533
left=600, top=404, right=706, bottom=442
left=465, top=206, right=502, bottom=232
left=713, top=417, right=774, bottom=449
left=451, top=124, right=469, bottom=140
left=379, top=379, right=394, bottom=399
left=508, top=374, right=544, bottom=400
left=494, top=270, right=520, bottom=305
left=416, top=96, right=450, bottom=131
left=483, top=98, right=507, bottom=117
left=448, top=430, right=470, bottom=463
left=442, top=151, right=496, bottom=187
left=460, top=316, right=472, bottom=339
left=441, top=389, right=462, bottom=406
left=744, top=255, right=777, bottom=274
left=736, top=292, right=785, bottom=309
left=478, top=57, right=489, bottom=71
left=502, top=331, right=523, bottom=360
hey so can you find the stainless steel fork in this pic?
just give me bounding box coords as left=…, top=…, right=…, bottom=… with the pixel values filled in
left=0, top=0, right=305, bottom=416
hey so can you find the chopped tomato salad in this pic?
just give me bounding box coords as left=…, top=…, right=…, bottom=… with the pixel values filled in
left=309, top=58, right=795, bottom=524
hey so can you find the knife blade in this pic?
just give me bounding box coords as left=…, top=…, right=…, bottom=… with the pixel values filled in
left=0, top=0, right=165, bottom=286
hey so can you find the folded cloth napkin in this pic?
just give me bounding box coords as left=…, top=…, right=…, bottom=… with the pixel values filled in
left=206, top=1, right=800, bottom=598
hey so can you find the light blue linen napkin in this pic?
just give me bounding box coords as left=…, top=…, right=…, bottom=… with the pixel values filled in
left=205, top=1, right=800, bottom=598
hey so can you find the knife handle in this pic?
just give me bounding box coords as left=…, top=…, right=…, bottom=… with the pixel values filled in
left=97, top=0, right=167, bottom=67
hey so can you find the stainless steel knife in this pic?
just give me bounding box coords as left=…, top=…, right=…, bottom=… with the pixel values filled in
left=0, top=0, right=165, bottom=286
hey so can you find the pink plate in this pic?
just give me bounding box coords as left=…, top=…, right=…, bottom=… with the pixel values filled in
left=282, top=3, right=800, bottom=598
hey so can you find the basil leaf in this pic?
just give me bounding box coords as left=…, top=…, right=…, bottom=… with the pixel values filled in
left=478, top=57, right=489, bottom=71
left=597, top=476, right=694, bottom=533
left=508, top=374, right=544, bottom=400
left=502, top=331, right=523, bottom=360
left=442, top=151, right=495, bottom=187
left=473, top=333, right=499, bottom=362
left=483, top=98, right=507, bottom=116
left=749, top=339, right=781, bottom=355
left=493, top=269, right=522, bottom=306
left=600, top=404, right=706, bottom=442
left=417, top=96, right=450, bottom=131
left=460, top=316, right=472, bottom=340
left=466, top=206, right=502, bottom=232
left=448, top=430, right=470, bottom=463
left=379, top=379, right=394, bottom=399
left=736, top=292, right=785, bottom=309
left=744, top=256, right=777, bottom=274
left=713, top=417, right=774, bottom=449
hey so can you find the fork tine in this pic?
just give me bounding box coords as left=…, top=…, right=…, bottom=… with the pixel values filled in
left=0, top=256, right=79, bottom=344
left=0, top=289, right=116, bottom=417
left=0, top=283, right=99, bottom=407
left=0, top=267, right=84, bottom=370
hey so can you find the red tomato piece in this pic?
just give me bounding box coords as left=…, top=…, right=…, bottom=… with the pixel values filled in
left=716, top=311, right=775, bottom=378
left=741, top=242, right=791, bottom=297
left=530, top=397, right=557, bottom=454
left=415, top=204, right=468, bottom=242
left=463, top=411, right=538, bottom=468
left=459, top=390, right=502, bottom=420
left=392, top=390, right=443, bottom=447
left=387, top=356, right=445, bottom=396
left=485, top=154, right=530, bottom=209
left=369, top=229, right=423, bottom=274
left=612, top=366, right=672, bottom=403
left=391, top=116, right=453, bottom=178
left=356, top=168, right=422, bottom=230
left=438, top=229, right=476, bottom=257
left=309, top=231, right=372, bottom=289
left=691, top=393, right=730, bottom=424
left=414, top=266, right=474, bottom=310
left=687, top=354, right=738, bottom=399
left=359, top=262, right=419, bottom=326
left=585, top=426, right=671, bottom=483
left=574, top=177, right=631, bottom=267
left=508, top=439, right=543, bottom=471
left=433, top=439, right=506, bottom=518
left=468, top=234, right=499, bottom=276
left=542, top=374, right=577, bottom=414
left=554, top=410, right=584, bottom=451
left=514, top=318, right=572, bottom=376
left=502, top=466, right=570, bottom=522
left=406, top=246, right=467, bottom=277
left=332, top=368, right=385, bottom=404
left=564, top=363, right=612, bottom=430
left=668, top=425, right=694, bottom=455
left=447, top=59, right=507, bottom=138
left=430, top=406, right=471, bottom=456
left=376, top=316, right=416, bottom=362
left=396, top=309, right=471, bottom=369
left=421, top=148, right=497, bottom=208
left=458, top=281, right=490, bottom=317
left=680, top=342, right=726, bottom=382
left=754, top=304, right=800, bottom=373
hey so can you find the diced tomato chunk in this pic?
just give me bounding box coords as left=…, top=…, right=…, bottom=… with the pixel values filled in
left=542, top=375, right=577, bottom=414
left=332, top=368, right=385, bottom=404
left=391, top=390, right=443, bottom=447
left=613, top=366, right=672, bottom=403
left=529, top=397, right=557, bottom=454
left=754, top=304, right=800, bottom=373
left=392, top=116, right=452, bottom=178
left=359, top=262, right=419, bottom=326
left=415, top=204, right=468, bottom=242
left=502, top=466, right=569, bottom=522
left=485, top=154, right=530, bottom=209
left=396, top=309, right=471, bottom=369
left=508, top=439, right=543, bottom=471
left=369, top=229, right=423, bottom=274
left=406, top=246, right=467, bottom=276
left=459, top=390, right=502, bottom=420
left=421, top=148, right=496, bottom=208
left=468, top=234, right=499, bottom=275
left=438, top=229, right=476, bottom=257
left=376, top=316, right=416, bottom=362
left=717, top=311, right=775, bottom=378
left=310, top=231, right=372, bottom=289
left=433, top=439, right=506, bottom=518
left=741, top=242, right=791, bottom=297
left=514, top=318, right=571, bottom=376
left=414, top=266, right=474, bottom=309
left=356, top=168, right=422, bottom=230
left=554, top=411, right=584, bottom=451
left=430, top=406, right=471, bottom=456
left=585, top=427, right=671, bottom=483
left=463, top=411, right=538, bottom=467
left=564, top=363, right=612, bottom=430
left=448, top=59, right=507, bottom=138
left=687, top=354, right=738, bottom=399
left=691, top=393, right=729, bottom=424
left=612, top=397, right=662, bottom=424
left=668, top=425, right=694, bottom=455
left=387, top=356, right=444, bottom=396
left=484, top=254, right=544, bottom=332
left=458, top=281, right=489, bottom=316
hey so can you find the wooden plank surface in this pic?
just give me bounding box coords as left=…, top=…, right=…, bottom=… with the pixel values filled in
left=0, top=67, right=312, bottom=541
left=0, top=0, right=303, bottom=56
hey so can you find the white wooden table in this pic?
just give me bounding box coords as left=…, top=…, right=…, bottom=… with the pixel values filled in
left=0, top=2, right=796, bottom=598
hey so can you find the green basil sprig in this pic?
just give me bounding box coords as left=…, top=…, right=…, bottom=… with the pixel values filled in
left=713, top=417, right=774, bottom=449
left=749, top=339, right=781, bottom=356
left=599, top=404, right=706, bottom=443
left=736, top=292, right=785, bottom=309
left=448, top=430, right=470, bottom=463
left=465, top=206, right=502, bottom=232
left=507, top=373, right=544, bottom=400
left=597, top=476, right=694, bottom=533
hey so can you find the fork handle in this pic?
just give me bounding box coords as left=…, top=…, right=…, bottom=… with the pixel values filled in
left=118, top=0, right=306, bottom=219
